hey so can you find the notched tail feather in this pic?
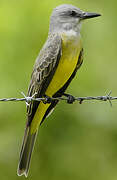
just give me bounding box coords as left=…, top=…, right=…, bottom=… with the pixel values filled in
left=17, top=126, right=37, bottom=177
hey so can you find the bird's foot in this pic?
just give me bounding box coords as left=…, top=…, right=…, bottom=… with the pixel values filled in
left=43, top=95, right=53, bottom=104
left=63, top=93, right=75, bottom=104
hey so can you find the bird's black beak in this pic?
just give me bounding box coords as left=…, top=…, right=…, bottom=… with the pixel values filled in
left=81, top=12, right=101, bottom=19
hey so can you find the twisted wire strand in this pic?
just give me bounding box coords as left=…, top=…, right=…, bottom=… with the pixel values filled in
left=0, top=91, right=115, bottom=106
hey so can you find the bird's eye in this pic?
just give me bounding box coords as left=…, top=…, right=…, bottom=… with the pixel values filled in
left=70, top=10, right=77, bottom=17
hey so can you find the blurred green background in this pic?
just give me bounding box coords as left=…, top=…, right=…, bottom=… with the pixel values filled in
left=0, top=0, right=117, bottom=179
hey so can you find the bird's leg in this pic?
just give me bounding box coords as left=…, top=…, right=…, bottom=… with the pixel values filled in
left=63, top=93, right=75, bottom=104
left=43, top=95, right=53, bottom=104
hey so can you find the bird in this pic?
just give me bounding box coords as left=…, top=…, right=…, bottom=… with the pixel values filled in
left=17, top=4, right=101, bottom=177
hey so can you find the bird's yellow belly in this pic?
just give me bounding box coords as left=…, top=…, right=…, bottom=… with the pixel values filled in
left=30, top=36, right=82, bottom=133
left=46, top=48, right=80, bottom=96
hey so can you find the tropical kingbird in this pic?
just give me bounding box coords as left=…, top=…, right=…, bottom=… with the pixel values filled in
left=17, top=4, right=101, bottom=177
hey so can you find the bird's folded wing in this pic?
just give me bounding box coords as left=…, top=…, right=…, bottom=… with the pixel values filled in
left=27, top=33, right=62, bottom=126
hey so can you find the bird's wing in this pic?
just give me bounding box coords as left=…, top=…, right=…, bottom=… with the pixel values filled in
left=27, top=33, right=62, bottom=126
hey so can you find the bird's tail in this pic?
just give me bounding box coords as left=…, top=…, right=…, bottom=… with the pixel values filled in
left=17, top=126, right=38, bottom=177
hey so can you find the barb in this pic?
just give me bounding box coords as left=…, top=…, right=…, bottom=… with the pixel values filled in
left=0, top=91, right=116, bottom=105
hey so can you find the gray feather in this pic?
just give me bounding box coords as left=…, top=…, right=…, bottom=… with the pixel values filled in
left=27, top=33, right=62, bottom=124
left=17, top=127, right=37, bottom=177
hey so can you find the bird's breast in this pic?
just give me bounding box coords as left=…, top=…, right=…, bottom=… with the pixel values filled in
left=45, top=32, right=82, bottom=96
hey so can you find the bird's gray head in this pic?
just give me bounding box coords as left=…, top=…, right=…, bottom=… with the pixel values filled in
left=49, top=4, right=101, bottom=34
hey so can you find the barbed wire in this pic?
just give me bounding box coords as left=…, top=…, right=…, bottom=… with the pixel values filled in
left=0, top=91, right=116, bottom=106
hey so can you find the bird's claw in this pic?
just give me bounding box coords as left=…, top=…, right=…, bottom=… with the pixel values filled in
left=63, top=93, right=75, bottom=104
left=43, top=95, right=53, bottom=104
